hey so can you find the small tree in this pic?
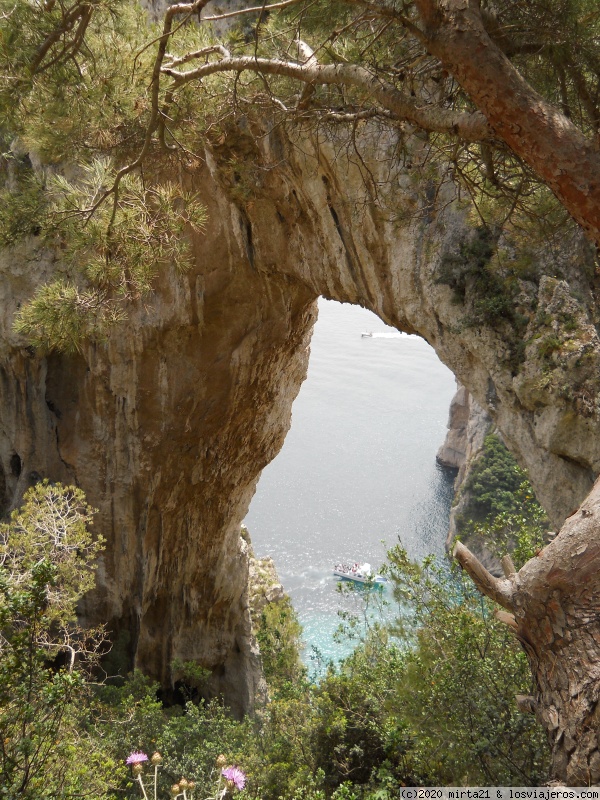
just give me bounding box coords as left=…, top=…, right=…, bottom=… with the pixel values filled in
left=0, top=481, right=106, bottom=797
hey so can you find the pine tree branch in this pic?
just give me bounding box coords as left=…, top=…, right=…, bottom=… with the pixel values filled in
left=29, top=0, right=95, bottom=75
left=201, top=0, right=305, bottom=22
left=412, top=0, right=600, bottom=247
left=162, top=56, right=492, bottom=141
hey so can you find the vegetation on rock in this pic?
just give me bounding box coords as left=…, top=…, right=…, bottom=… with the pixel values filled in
left=457, top=435, right=542, bottom=525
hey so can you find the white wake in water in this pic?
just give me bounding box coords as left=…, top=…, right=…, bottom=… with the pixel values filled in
left=362, top=331, right=418, bottom=339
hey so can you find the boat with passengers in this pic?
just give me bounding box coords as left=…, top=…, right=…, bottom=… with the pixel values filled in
left=333, top=562, right=387, bottom=585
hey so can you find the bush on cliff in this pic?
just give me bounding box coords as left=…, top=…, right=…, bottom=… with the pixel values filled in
left=459, top=435, right=527, bottom=523
left=0, top=481, right=109, bottom=798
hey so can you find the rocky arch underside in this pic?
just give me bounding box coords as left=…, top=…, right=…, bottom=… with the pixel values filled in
left=1, top=119, right=600, bottom=724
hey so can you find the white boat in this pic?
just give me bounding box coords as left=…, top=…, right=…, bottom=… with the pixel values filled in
left=361, top=331, right=373, bottom=337
left=333, top=562, right=387, bottom=585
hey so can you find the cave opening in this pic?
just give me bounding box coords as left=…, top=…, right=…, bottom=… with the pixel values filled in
left=10, top=452, right=22, bottom=477
left=244, top=298, right=458, bottom=664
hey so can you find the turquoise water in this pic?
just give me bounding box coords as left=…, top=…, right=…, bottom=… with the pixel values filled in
left=244, top=299, right=457, bottom=664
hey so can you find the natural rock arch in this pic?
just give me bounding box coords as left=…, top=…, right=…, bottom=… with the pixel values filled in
left=1, top=121, right=600, bottom=732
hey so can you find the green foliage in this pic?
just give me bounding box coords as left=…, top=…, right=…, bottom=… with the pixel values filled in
left=12, top=163, right=206, bottom=351
left=0, top=480, right=104, bottom=630
left=454, top=434, right=548, bottom=574
left=0, top=480, right=550, bottom=796
left=537, top=334, right=562, bottom=360
left=250, top=534, right=550, bottom=795
left=456, top=441, right=548, bottom=570
left=472, top=503, right=547, bottom=572
left=387, top=546, right=550, bottom=786
left=457, top=435, right=530, bottom=525
left=92, top=672, right=251, bottom=799
left=436, top=224, right=519, bottom=326
left=310, top=630, right=421, bottom=793
left=255, top=596, right=305, bottom=691
left=250, top=685, right=322, bottom=799
left=0, top=0, right=150, bottom=158
left=0, top=481, right=107, bottom=798
left=13, top=278, right=121, bottom=354
left=437, top=225, right=499, bottom=300
left=0, top=0, right=212, bottom=353
left=0, top=171, right=46, bottom=246
left=172, top=659, right=212, bottom=697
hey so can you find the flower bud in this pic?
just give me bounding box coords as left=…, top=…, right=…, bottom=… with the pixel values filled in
left=216, top=754, right=227, bottom=768
left=151, top=752, right=163, bottom=766
left=132, top=763, right=144, bottom=776
left=170, top=785, right=180, bottom=797
left=179, top=777, right=189, bottom=788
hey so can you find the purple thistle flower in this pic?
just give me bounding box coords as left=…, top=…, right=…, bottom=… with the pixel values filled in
left=126, top=751, right=149, bottom=765
left=222, top=766, right=246, bottom=790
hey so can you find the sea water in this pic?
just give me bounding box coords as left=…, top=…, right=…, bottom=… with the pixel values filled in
left=244, top=298, right=457, bottom=667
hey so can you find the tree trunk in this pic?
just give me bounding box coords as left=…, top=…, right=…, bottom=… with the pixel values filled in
left=415, top=0, right=600, bottom=249
left=418, top=0, right=600, bottom=782
left=455, top=477, right=600, bottom=785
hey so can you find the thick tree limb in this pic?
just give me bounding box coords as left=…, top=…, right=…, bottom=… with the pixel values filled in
left=501, top=554, right=516, bottom=578
left=163, top=57, right=492, bottom=141
left=455, top=477, right=600, bottom=784
left=495, top=609, right=518, bottom=630
left=516, top=695, right=537, bottom=715
left=412, top=0, right=600, bottom=247
left=452, top=541, right=515, bottom=610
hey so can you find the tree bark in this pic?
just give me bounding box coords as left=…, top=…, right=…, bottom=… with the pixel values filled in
left=455, top=477, right=600, bottom=785
left=414, top=0, right=600, bottom=248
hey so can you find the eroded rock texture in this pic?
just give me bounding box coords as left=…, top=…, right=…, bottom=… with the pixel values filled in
left=436, top=383, right=492, bottom=547
left=0, top=174, right=317, bottom=714
left=437, top=383, right=490, bottom=474
left=2, top=120, right=600, bottom=709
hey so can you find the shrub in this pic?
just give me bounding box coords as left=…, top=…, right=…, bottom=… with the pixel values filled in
left=387, top=546, right=550, bottom=786
left=458, top=435, right=528, bottom=524
left=0, top=481, right=108, bottom=798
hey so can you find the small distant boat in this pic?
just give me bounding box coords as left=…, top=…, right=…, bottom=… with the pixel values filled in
left=333, top=562, right=387, bottom=585
left=361, top=331, right=373, bottom=337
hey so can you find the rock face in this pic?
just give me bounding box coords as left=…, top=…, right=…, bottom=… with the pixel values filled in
left=436, top=383, right=492, bottom=546
left=247, top=547, right=287, bottom=626
left=2, top=120, right=600, bottom=708
left=0, top=174, right=317, bottom=715
left=436, top=382, right=491, bottom=476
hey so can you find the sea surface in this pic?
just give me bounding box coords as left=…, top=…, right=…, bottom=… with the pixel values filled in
left=244, top=298, right=457, bottom=667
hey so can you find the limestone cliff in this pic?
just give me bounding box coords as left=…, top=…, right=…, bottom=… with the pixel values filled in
left=436, top=382, right=492, bottom=546
left=436, top=382, right=491, bottom=478
left=0, top=176, right=317, bottom=714
left=2, top=119, right=600, bottom=708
